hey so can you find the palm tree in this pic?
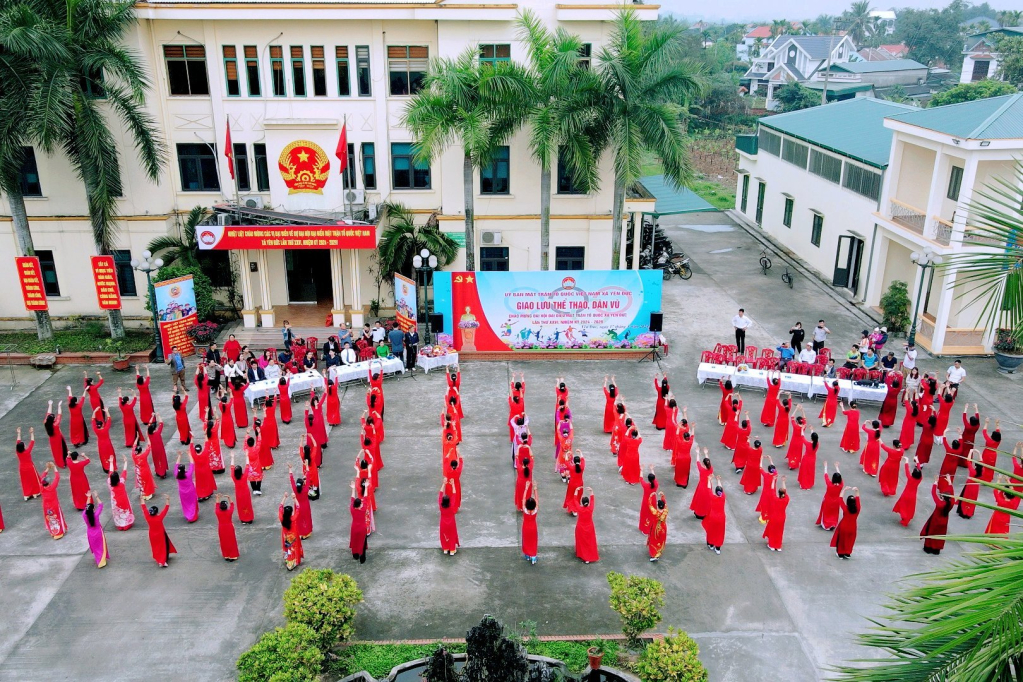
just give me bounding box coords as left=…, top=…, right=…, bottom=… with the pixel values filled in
left=516, top=9, right=600, bottom=270
left=592, top=9, right=704, bottom=270
left=842, top=0, right=873, bottom=45
left=375, top=202, right=459, bottom=281
left=997, top=10, right=1022, bottom=27
left=402, top=47, right=532, bottom=271
left=770, top=19, right=789, bottom=38
left=146, top=206, right=209, bottom=268
left=30, top=0, right=166, bottom=339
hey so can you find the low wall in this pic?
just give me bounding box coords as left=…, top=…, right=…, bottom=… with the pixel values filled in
left=1, top=350, right=156, bottom=366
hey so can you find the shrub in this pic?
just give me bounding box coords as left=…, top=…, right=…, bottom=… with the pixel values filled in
left=607, top=572, right=665, bottom=647
left=633, top=628, right=707, bottom=682
left=880, top=280, right=911, bottom=335
left=422, top=646, right=460, bottom=682
left=236, top=623, right=323, bottom=682
left=332, top=642, right=465, bottom=678
left=283, top=569, right=363, bottom=651
left=994, top=328, right=1023, bottom=354
left=150, top=264, right=217, bottom=322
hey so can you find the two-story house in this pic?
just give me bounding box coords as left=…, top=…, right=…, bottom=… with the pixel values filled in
left=736, top=26, right=773, bottom=62
left=960, top=27, right=1023, bottom=83
left=741, top=35, right=859, bottom=110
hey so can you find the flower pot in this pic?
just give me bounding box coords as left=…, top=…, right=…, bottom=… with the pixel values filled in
left=111, top=357, right=131, bottom=371
left=587, top=647, right=603, bottom=670
left=994, top=351, right=1023, bottom=374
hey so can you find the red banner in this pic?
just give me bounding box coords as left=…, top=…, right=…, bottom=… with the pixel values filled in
left=90, top=256, right=122, bottom=310
left=15, top=257, right=49, bottom=311
left=160, top=313, right=197, bottom=358
left=197, top=223, right=376, bottom=250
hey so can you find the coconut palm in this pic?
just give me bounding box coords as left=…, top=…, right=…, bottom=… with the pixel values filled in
left=516, top=8, right=600, bottom=270
left=376, top=202, right=459, bottom=282
left=770, top=19, right=789, bottom=38
left=29, top=0, right=167, bottom=339
left=402, top=47, right=532, bottom=271
left=997, top=10, right=1022, bottom=27
left=842, top=0, right=873, bottom=45
left=591, top=9, right=704, bottom=269
left=146, top=206, right=210, bottom=269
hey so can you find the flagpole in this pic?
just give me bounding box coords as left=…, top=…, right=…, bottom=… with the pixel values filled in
left=342, top=115, right=350, bottom=222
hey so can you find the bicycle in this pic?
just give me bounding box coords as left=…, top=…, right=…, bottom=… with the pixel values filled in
left=759, top=249, right=772, bottom=275
left=781, top=268, right=793, bottom=288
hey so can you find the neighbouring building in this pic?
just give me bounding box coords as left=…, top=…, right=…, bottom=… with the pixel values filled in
left=960, top=27, right=1023, bottom=83
left=736, top=25, right=773, bottom=62
left=868, top=10, right=897, bottom=35
left=741, top=34, right=859, bottom=110
left=0, top=0, right=658, bottom=331
left=822, top=59, right=929, bottom=88
left=735, top=94, right=1023, bottom=355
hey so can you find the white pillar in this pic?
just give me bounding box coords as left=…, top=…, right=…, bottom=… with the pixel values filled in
left=929, top=269, right=957, bottom=355
left=238, top=249, right=257, bottom=328
left=258, top=250, right=275, bottom=328
left=349, top=250, right=365, bottom=328
left=631, top=213, right=641, bottom=271
left=923, top=151, right=950, bottom=240
left=951, top=156, right=979, bottom=246
left=863, top=233, right=889, bottom=306
left=329, top=249, right=345, bottom=327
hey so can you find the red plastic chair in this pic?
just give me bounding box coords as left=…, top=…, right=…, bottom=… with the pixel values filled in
left=713, top=343, right=725, bottom=354
left=810, top=364, right=826, bottom=377
left=701, top=351, right=714, bottom=364
left=836, top=367, right=851, bottom=380
left=817, top=348, right=831, bottom=362
left=744, top=346, right=758, bottom=361
left=868, top=370, right=883, bottom=382
left=359, top=346, right=375, bottom=361
left=760, top=348, right=775, bottom=359
left=851, top=368, right=868, bottom=381
left=723, top=344, right=738, bottom=354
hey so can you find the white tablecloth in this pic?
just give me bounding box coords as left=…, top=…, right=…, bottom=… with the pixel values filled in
left=243, top=369, right=324, bottom=406
left=243, top=379, right=277, bottom=406
left=417, top=352, right=458, bottom=373
left=328, top=357, right=405, bottom=383
left=808, top=378, right=888, bottom=403
left=696, top=364, right=811, bottom=394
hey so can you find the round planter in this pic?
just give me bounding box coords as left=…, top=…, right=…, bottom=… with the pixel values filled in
left=587, top=647, right=604, bottom=670
left=994, top=351, right=1023, bottom=374
left=111, top=357, right=131, bottom=371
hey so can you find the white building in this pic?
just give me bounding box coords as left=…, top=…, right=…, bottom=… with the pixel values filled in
left=868, top=10, right=897, bottom=36
left=735, top=94, right=1023, bottom=355
left=0, top=0, right=657, bottom=331
left=736, top=25, right=773, bottom=63
left=960, top=27, right=1023, bottom=83
left=741, top=35, right=859, bottom=111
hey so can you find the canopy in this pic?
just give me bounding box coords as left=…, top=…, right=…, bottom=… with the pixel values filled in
left=638, top=175, right=716, bottom=217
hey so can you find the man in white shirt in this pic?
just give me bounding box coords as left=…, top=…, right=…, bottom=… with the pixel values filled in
left=798, top=346, right=818, bottom=364
left=811, top=320, right=831, bottom=352
left=340, top=342, right=357, bottom=366
left=731, top=308, right=752, bottom=354
left=946, top=360, right=966, bottom=389
left=371, top=322, right=386, bottom=344
left=901, top=343, right=918, bottom=376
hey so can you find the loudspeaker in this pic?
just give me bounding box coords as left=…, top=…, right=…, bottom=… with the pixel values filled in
left=649, top=311, right=663, bottom=333
left=428, top=313, right=444, bottom=330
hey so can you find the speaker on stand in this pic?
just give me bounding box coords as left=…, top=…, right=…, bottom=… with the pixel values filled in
left=638, top=311, right=664, bottom=367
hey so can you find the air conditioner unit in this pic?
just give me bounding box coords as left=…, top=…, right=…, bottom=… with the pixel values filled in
left=481, top=230, right=502, bottom=245
left=241, top=195, right=262, bottom=209
left=216, top=213, right=235, bottom=226
left=344, top=189, right=366, bottom=205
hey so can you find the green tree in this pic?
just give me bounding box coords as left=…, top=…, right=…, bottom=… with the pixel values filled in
left=895, top=1, right=968, bottom=70
left=774, top=82, right=821, bottom=111
left=607, top=571, right=665, bottom=647
left=27, top=0, right=167, bottom=340
left=402, top=47, right=531, bottom=271
left=146, top=206, right=209, bottom=268
left=375, top=202, right=459, bottom=282
left=592, top=9, right=704, bottom=269
left=516, top=8, right=599, bottom=270
left=997, top=10, right=1022, bottom=27
left=995, top=36, right=1023, bottom=85
left=770, top=19, right=789, bottom=38
left=930, top=79, right=1017, bottom=107
left=842, top=0, right=874, bottom=45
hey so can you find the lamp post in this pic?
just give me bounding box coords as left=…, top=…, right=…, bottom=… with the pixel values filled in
left=131, top=251, right=165, bottom=363
left=907, top=249, right=941, bottom=348
left=412, top=248, right=438, bottom=344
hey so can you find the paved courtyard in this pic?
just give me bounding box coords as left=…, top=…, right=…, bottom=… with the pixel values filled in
left=0, top=212, right=1018, bottom=681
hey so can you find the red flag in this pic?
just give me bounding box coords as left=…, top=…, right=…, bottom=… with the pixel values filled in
left=336, top=122, right=348, bottom=172
left=224, top=117, right=235, bottom=180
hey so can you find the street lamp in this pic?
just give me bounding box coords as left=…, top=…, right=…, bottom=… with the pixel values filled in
left=412, top=248, right=438, bottom=344
left=131, top=250, right=165, bottom=363
left=907, top=249, right=941, bottom=348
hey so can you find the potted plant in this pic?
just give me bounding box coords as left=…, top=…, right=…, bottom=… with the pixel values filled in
left=186, top=321, right=221, bottom=358
left=587, top=644, right=604, bottom=671
left=106, top=340, right=131, bottom=371
left=993, top=328, right=1023, bottom=374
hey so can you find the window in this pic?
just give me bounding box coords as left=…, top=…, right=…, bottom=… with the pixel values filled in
left=388, top=46, right=428, bottom=95
left=811, top=213, right=823, bottom=247
left=244, top=46, right=261, bottom=96
left=111, top=250, right=138, bottom=297
left=18, top=147, right=42, bottom=197
left=361, top=143, right=376, bottom=189
left=234, top=143, right=250, bottom=191
left=270, top=46, right=286, bottom=96
left=291, top=47, right=306, bottom=96
left=177, top=143, right=220, bottom=192
left=557, top=148, right=584, bottom=194
left=781, top=139, right=808, bottom=169
left=480, top=44, right=511, bottom=67
left=341, top=143, right=356, bottom=189
left=740, top=174, right=749, bottom=212
left=947, top=166, right=963, bottom=201
left=758, top=128, right=781, bottom=156
left=80, top=67, right=105, bottom=98
left=336, top=47, right=352, bottom=96
left=555, top=246, right=585, bottom=270
left=254, top=143, right=270, bottom=191
left=391, top=143, right=431, bottom=189
left=223, top=46, right=240, bottom=96
left=164, top=45, right=210, bottom=96
left=842, top=164, right=882, bottom=201
left=36, top=250, right=60, bottom=297
left=783, top=196, right=794, bottom=227
left=480, top=247, right=509, bottom=271
left=971, top=59, right=990, bottom=81
left=311, top=46, right=327, bottom=96
left=480, top=146, right=510, bottom=194
left=356, top=46, right=371, bottom=96
left=809, top=149, right=842, bottom=184
left=578, top=43, right=592, bottom=69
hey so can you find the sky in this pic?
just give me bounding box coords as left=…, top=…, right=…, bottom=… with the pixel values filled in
left=654, top=0, right=987, bottom=23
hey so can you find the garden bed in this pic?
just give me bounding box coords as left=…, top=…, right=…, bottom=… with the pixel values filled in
left=0, top=330, right=155, bottom=355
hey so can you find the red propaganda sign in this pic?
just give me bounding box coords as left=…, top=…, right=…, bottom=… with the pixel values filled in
left=196, top=223, right=376, bottom=250
left=15, top=256, right=49, bottom=311
left=90, top=256, right=122, bottom=310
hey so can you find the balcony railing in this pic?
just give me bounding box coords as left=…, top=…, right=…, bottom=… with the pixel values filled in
left=933, top=216, right=953, bottom=246
left=735, top=134, right=758, bottom=156
left=934, top=216, right=1004, bottom=247
left=889, top=199, right=925, bottom=235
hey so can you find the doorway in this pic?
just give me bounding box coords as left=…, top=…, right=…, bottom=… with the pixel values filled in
left=285, top=249, right=332, bottom=303
left=832, top=235, right=864, bottom=293
left=755, top=181, right=766, bottom=225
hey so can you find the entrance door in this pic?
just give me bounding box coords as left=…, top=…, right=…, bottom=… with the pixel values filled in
left=285, top=249, right=332, bottom=303
left=832, top=235, right=864, bottom=291
left=755, top=181, right=766, bottom=225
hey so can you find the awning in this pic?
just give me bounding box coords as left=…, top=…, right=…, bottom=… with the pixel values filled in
left=637, top=174, right=716, bottom=217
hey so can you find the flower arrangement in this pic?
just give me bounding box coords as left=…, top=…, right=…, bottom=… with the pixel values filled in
left=994, top=328, right=1022, bottom=354
left=457, top=319, right=480, bottom=329
left=186, top=321, right=221, bottom=344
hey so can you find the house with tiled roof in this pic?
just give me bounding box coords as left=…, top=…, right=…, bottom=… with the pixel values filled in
left=741, top=34, right=859, bottom=110
left=736, top=23, right=801, bottom=62
left=960, top=27, right=1023, bottom=83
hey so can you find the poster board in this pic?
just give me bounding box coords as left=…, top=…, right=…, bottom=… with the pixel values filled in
left=154, top=275, right=198, bottom=356
left=90, top=256, right=122, bottom=310
left=15, top=257, right=48, bottom=311
left=393, top=273, right=417, bottom=333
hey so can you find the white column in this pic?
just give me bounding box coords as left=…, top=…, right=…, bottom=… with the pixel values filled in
left=923, top=151, right=950, bottom=239
left=258, top=250, right=275, bottom=328
left=349, top=250, right=365, bottom=328
left=329, top=249, right=345, bottom=327
left=863, top=233, right=889, bottom=306
left=929, top=269, right=957, bottom=354
left=950, top=156, right=980, bottom=246
left=631, top=213, right=641, bottom=271
left=238, top=249, right=257, bottom=328
left=879, top=140, right=902, bottom=214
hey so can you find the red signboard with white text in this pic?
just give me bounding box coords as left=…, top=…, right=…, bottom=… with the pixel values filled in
left=90, top=256, right=122, bottom=310
left=196, top=223, right=376, bottom=250
left=15, top=257, right=49, bottom=311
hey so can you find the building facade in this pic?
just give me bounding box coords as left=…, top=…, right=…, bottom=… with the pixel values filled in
left=960, top=27, right=1023, bottom=83
left=741, top=34, right=858, bottom=111
left=0, top=0, right=657, bottom=330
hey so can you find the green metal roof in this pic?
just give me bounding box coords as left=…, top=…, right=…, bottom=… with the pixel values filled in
left=886, top=94, right=1023, bottom=140
left=802, top=82, right=875, bottom=96
left=758, top=98, right=916, bottom=168
left=829, top=59, right=927, bottom=73
left=637, top=175, right=716, bottom=216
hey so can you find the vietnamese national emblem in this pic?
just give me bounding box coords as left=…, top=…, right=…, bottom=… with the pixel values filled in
left=278, top=140, right=330, bottom=194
